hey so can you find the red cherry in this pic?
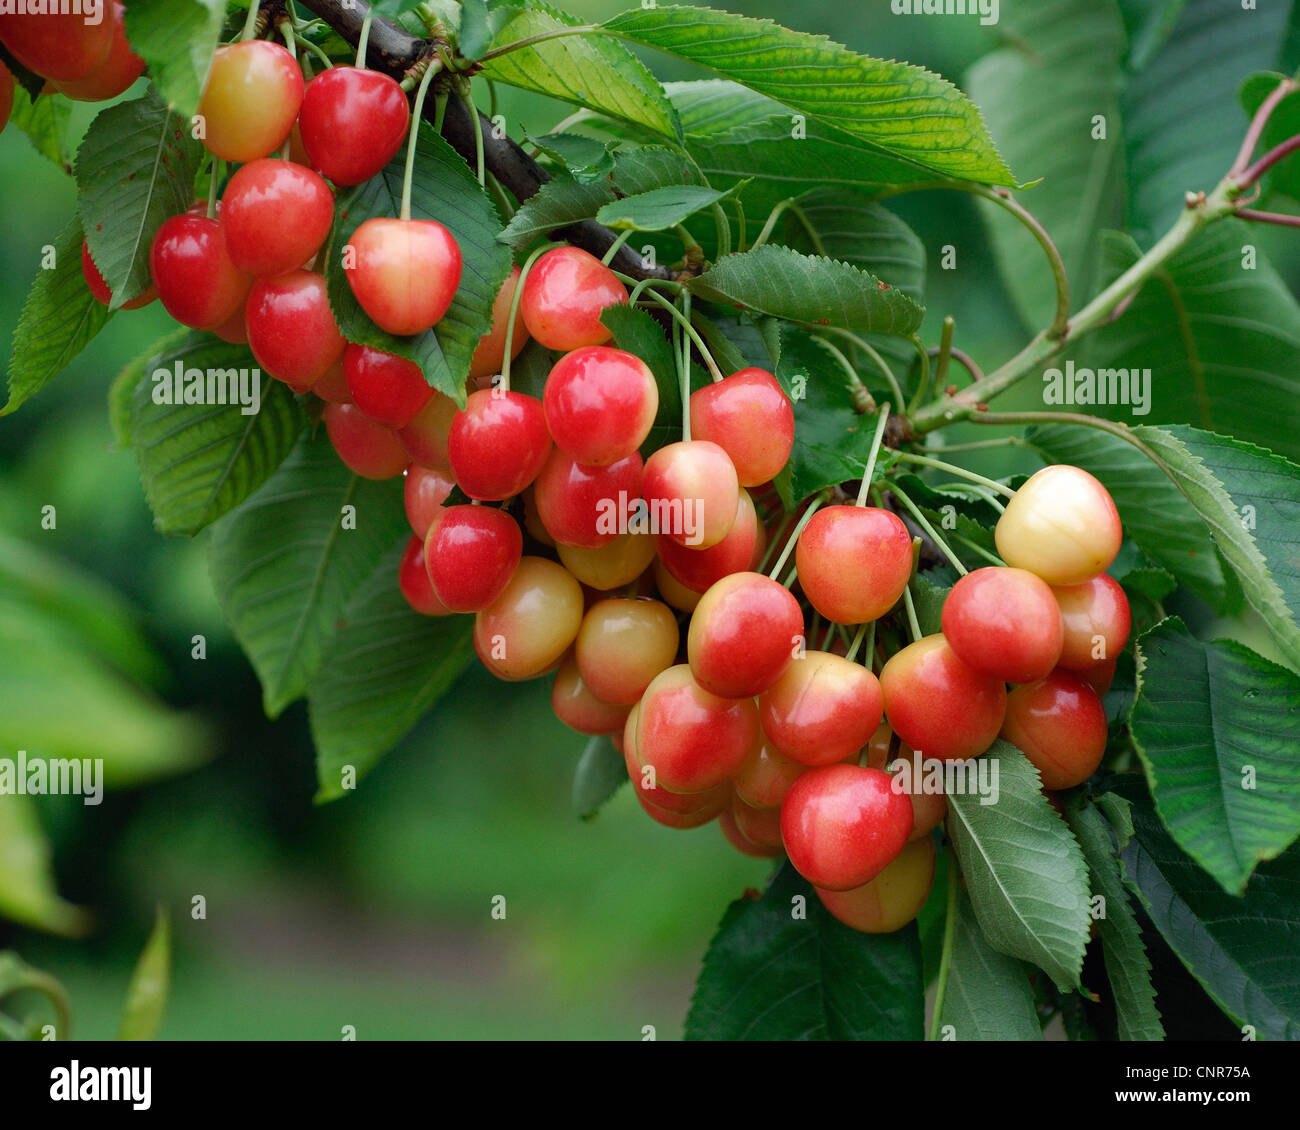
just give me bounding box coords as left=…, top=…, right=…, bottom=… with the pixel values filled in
left=575, top=598, right=679, bottom=705
left=50, top=1, right=141, bottom=100
left=759, top=650, right=884, bottom=767
left=733, top=740, right=806, bottom=810
left=1081, top=659, right=1118, bottom=697
left=469, top=266, right=529, bottom=380
left=0, top=7, right=112, bottom=81
left=81, top=240, right=154, bottom=309
left=0, top=60, right=12, bottom=135
left=687, top=571, right=804, bottom=699
left=245, top=270, right=345, bottom=392
left=343, top=344, right=433, bottom=430
left=552, top=656, right=632, bottom=736
left=796, top=505, right=914, bottom=625
left=220, top=159, right=334, bottom=278
left=447, top=389, right=552, bottom=501
left=542, top=346, right=658, bottom=466
left=424, top=505, right=522, bottom=613
left=623, top=706, right=729, bottom=819
left=474, top=557, right=584, bottom=681
left=720, top=803, right=783, bottom=858
left=781, top=764, right=913, bottom=891
left=149, top=214, right=252, bottom=330
left=397, top=392, right=457, bottom=469
left=403, top=464, right=455, bottom=540
left=212, top=302, right=249, bottom=344
left=730, top=794, right=785, bottom=852
left=398, top=535, right=452, bottom=616
left=197, top=40, right=304, bottom=163
left=519, top=246, right=627, bottom=351
left=322, top=401, right=408, bottom=480
left=1001, top=669, right=1108, bottom=790
left=642, top=440, right=739, bottom=550
left=995, top=465, right=1123, bottom=585
left=689, top=369, right=794, bottom=487
left=344, top=217, right=462, bottom=336
left=815, top=836, right=936, bottom=934
left=298, top=66, right=411, bottom=186
left=655, top=488, right=763, bottom=594
left=532, top=448, right=643, bottom=549
left=941, top=566, right=1064, bottom=684
left=1053, top=574, right=1131, bottom=671
left=313, top=358, right=350, bottom=403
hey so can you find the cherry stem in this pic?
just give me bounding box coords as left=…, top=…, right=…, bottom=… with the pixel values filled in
left=1231, top=77, right=1298, bottom=176
left=816, top=337, right=876, bottom=415
left=355, top=13, right=372, bottom=67
left=636, top=287, right=724, bottom=382
left=626, top=275, right=682, bottom=304
left=941, top=482, right=1006, bottom=514
left=904, top=334, right=932, bottom=415
left=927, top=845, right=960, bottom=1041
left=679, top=291, right=693, bottom=439
left=460, top=78, right=486, bottom=186
left=1236, top=207, right=1300, bottom=229
left=500, top=241, right=560, bottom=392
left=601, top=228, right=635, bottom=266
left=757, top=506, right=798, bottom=573
left=206, top=159, right=222, bottom=220
left=949, top=531, right=1005, bottom=568
left=478, top=23, right=603, bottom=63
left=844, top=621, right=871, bottom=665
left=293, top=31, right=333, bottom=70
left=750, top=197, right=825, bottom=256
left=818, top=326, right=906, bottom=413
left=855, top=402, right=892, bottom=507
left=891, top=452, right=1016, bottom=499
left=400, top=60, right=443, bottom=222
left=241, top=0, right=263, bottom=40
left=933, top=315, right=955, bottom=395
left=887, top=480, right=969, bottom=577
left=923, top=436, right=1022, bottom=455
left=902, top=583, right=923, bottom=643
left=711, top=201, right=732, bottom=259
left=1238, top=134, right=1300, bottom=188
left=767, top=493, right=828, bottom=582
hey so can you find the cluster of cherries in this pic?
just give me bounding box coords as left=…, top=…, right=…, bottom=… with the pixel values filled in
left=0, top=2, right=143, bottom=109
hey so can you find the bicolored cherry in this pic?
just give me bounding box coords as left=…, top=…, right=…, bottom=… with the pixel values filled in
left=424, top=505, right=522, bottom=613
left=404, top=464, right=454, bottom=540
left=149, top=214, right=252, bottom=330
left=1001, top=669, right=1108, bottom=790
left=297, top=66, right=410, bottom=185
left=543, top=346, right=658, bottom=466
left=865, top=723, right=947, bottom=843
left=246, top=270, right=345, bottom=391
left=642, top=440, right=739, bottom=550
left=220, top=158, right=334, bottom=278
left=653, top=558, right=702, bottom=613
left=879, top=635, right=1007, bottom=762
left=447, top=389, right=551, bottom=501
left=81, top=241, right=154, bottom=309
left=995, top=465, right=1122, bottom=585
left=733, top=740, right=806, bottom=810
left=519, top=246, right=626, bottom=351
left=575, top=598, right=679, bottom=706
left=475, top=557, right=585, bottom=681
left=1053, top=574, right=1131, bottom=671
left=469, top=267, right=528, bottom=380
left=815, top=836, right=936, bottom=934
left=51, top=1, right=142, bottom=100
left=532, top=449, right=643, bottom=549
left=759, top=651, right=884, bottom=767
left=941, top=566, right=1064, bottom=684
left=398, top=535, right=452, bottom=617
left=552, top=656, right=631, bottom=736
left=689, top=369, right=794, bottom=487
left=397, top=391, right=457, bottom=469
left=730, top=793, right=784, bottom=852
left=344, top=217, right=461, bottom=336
left=687, top=571, right=804, bottom=699
left=557, top=532, right=656, bottom=591
left=322, top=401, right=409, bottom=480
left=796, top=505, right=914, bottom=625
left=721, top=803, right=783, bottom=858
left=623, top=706, right=729, bottom=822
left=781, top=764, right=914, bottom=891
left=343, top=344, right=433, bottom=430
left=197, top=40, right=304, bottom=163
left=0, top=5, right=112, bottom=81
left=655, top=488, right=764, bottom=594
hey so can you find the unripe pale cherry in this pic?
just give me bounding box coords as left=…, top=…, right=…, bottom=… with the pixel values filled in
left=245, top=270, right=346, bottom=391
left=424, top=505, right=522, bottom=613
left=734, top=740, right=807, bottom=810
left=297, top=66, right=410, bottom=186
left=815, top=835, right=936, bottom=934
left=220, top=159, right=334, bottom=278
left=689, top=369, right=795, bottom=487
left=720, top=804, right=783, bottom=858
left=343, top=344, right=433, bottom=430
left=0, top=6, right=112, bottom=81
left=344, top=217, right=462, bottom=336
left=447, top=389, right=552, bottom=502
left=879, top=634, right=1007, bottom=761
left=1053, top=574, right=1131, bottom=670
left=865, top=723, right=947, bottom=843
left=469, top=266, right=529, bottom=380
left=474, top=557, right=584, bottom=681
left=543, top=346, right=658, bottom=466
left=533, top=449, right=643, bottom=549
left=149, top=214, right=253, bottom=331
left=759, top=650, right=884, bottom=767
left=642, top=440, right=739, bottom=550
left=796, top=505, right=914, bottom=625
left=551, top=656, right=632, bottom=735
left=52, top=2, right=142, bottom=100
left=653, top=557, right=703, bottom=613
left=322, top=402, right=409, bottom=480
left=557, top=532, right=656, bottom=591
left=197, top=41, right=304, bottom=163
left=398, top=535, right=452, bottom=617
left=995, top=465, right=1122, bottom=585
left=404, top=464, right=455, bottom=540
left=655, top=488, right=764, bottom=594
left=575, top=598, right=679, bottom=705
left=941, top=566, right=1064, bottom=684
left=781, top=764, right=914, bottom=891
left=687, top=571, right=804, bottom=700
left=81, top=241, right=155, bottom=309
left=397, top=392, right=458, bottom=469
left=519, top=246, right=627, bottom=351
left=1001, top=669, right=1108, bottom=790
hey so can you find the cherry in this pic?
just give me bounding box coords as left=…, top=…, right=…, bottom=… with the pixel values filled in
left=1082, top=659, right=1118, bottom=698
left=519, top=246, right=626, bottom=351
left=424, top=505, right=522, bottom=613
left=0, top=60, right=12, bottom=134
left=0, top=6, right=112, bottom=81
left=245, top=270, right=346, bottom=391
left=397, top=391, right=457, bottom=469
left=636, top=787, right=728, bottom=830
left=446, top=388, right=551, bottom=501
left=733, top=740, right=806, bottom=810
left=687, top=571, right=803, bottom=699
left=212, top=302, right=249, bottom=345
left=730, top=794, right=784, bottom=852
left=532, top=449, right=643, bottom=549
left=220, top=158, right=334, bottom=278
left=653, top=558, right=702, bottom=613
left=81, top=241, right=154, bottom=309
left=297, top=65, right=410, bottom=185
left=781, top=764, right=914, bottom=891
left=51, top=2, right=142, bottom=100
left=403, top=464, right=455, bottom=540
left=522, top=485, right=556, bottom=549
left=720, top=803, right=783, bottom=858
left=622, top=705, right=728, bottom=818
left=689, top=369, right=794, bottom=487
left=313, top=358, right=351, bottom=404
left=995, top=464, right=1122, bottom=585
left=542, top=346, right=658, bottom=466
left=344, top=217, right=462, bottom=336
left=149, top=214, right=252, bottom=330
left=635, top=664, right=760, bottom=794
left=397, top=534, right=452, bottom=617
left=941, top=566, right=1064, bottom=684
left=557, top=532, right=656, bottom=591
left=759, top=650, right=884, bottom=767
left=343, top=344, right=433, bottom=429
left=197, top=40, right=303, bottom=163
left=1001, top=669, right=1108, bottom=790
left=551, top=656, right=631, bottom=736
left=865, top=723, right=948, bottom=843
left=322, top=401, right=409, bottom=480
left=575, top=597, right=679, bottom=705
left=1053, top=574, right=1131, bottom=671
left=469, top=267, right=529, bottom=380
left=642, top=440, right=739, bottom=549
left=655, top=488, right=764, bottom=594
left=475, top=557, right=585, bottom=681
left=796, top=505, right=914, bottom=625
left=814, top=836, right=936, bottom=934
left=878, top=634, right=1007, bottom=762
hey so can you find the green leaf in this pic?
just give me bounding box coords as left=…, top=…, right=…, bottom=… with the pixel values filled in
left=525, top=129, right=614, bottom=183
left=690, top=245, right=923, bottom=336
left=208, top=430, right=409, bottom=718
left=1065, top=795, right=1164, bottom=1040
left=938, top=889, right=1042, bottom=1041
left=966, top=0, right=1127, bottom=331
left=76, top=91, right=204, bottom=310
left=457, top=0, right=523, bottom=60
left=604, top=6, right=1014, bottom=186
left=685, top=862, right=924, bottom=1040
left=909, top=573, right=951, bottom=638
left=596, top=183, right=741, bottom=232
left=599, top=303, right=679, bottom=458
left=1125, top=0, right=1191, bottom=71
left=109, top=328, right=189, bottom=449
left=118, top=907, right=170, bottom=1041
left=308, top=544, right=476, bottom=803
left=0, top=796, right=92, bottom=937
left=129, top=334, right=303, bottom=536
left=2, top=218, right=111, bottom=416
left=1130, top=618, right=1300, bottom=894
left=572, top=734, right=628, bottom=820
left=124, top=0, right=227, bottom=117
left=1102, top=779, right=1300, bottom=1041
left=326, top=121, right=513, bottom=406
left=1240, top=72, right=1300, bottom=201
left=946, top=743, right=1092, bottom=990
left=8, top=86, right=72, bottom=170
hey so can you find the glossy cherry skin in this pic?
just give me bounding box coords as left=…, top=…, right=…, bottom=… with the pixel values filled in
left=690, top=369, right=795, bottom=487
left=220, top=159, right=334, bottom=278
left=552, top=656, right=631, bottom=736
left=312, top=358, right=351, bottom=403
left=720, top=803, right=783, bottom=858
left=730, top=793, right=785, bottom=852
left=344, top=217, right=462, bottom=336
left=642, top=440, right=739, bottom=550
left=51, top=2, right=142, bottom=99
left=796, top=506, right=914, bottom=625
left=398, top=535, right=452, bottom=617
left=996, top=464, right=1123, bottom=585
left=197, top=41, right=304, bottom=163
left=542, top=346, right=658, bottom=466
left=475, top=557, right=585, bottom=681
left=635, top=664, right=760, bottom=794
left=533, top=449, right=643, bottom=549
left=879, top=635, right=1007, bottom=762
left=781, top=765, right=914, bottom=891
left=149, top=214, right=252, bottom=330
left=519, top=246, right=626, bottom=351
left=1053, top=574, right=1131, bottom=671
left=688, top=571, right=804, bottom=699
left=941, top=566, right=1064, bottom=684
left=245, top=270, right=345, bottom=391
left=298, top=66, right=410, bottom=185
left=815, top=835, right=936, bottom=934
left=865, top=723, right=948, bottom=843
left=397, top=392, right=457, bottom=469
left=733, top=740, right=806, bottom=810
left=469, top=266, right=528, bottom=380
left=557, top=532, right=656, bottom=591
left=1001, top=669, right=1108, bottom=790
left=656, top=488, right=763, bottom=594
left=81, top=241, right=154, bottom=309
left=322, top=401, right=409, bottom=480
left=0, top=7, right=112, bottom=81
left=424, top=505, right=522, bottom=613
left=0, top=60, right=12, bottom=134
left=760, top=651, right=884, bottom=767
left=575, top=597, right=679, bottom=706
left=403, top=464, right=455, bottom=540
left=447, top=389, right=551, bottom=501
left=343, top=344, right=433, bottom=430
left=623, top=707, right=730, bottom=824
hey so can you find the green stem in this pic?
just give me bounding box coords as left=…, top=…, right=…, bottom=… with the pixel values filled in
left=679, top=290, right=693, bottom=438
left=757, top=506, right=798, bottom=573
left=636, top=286, right=723, bottom=382
left=627, top=275, right=682, bottom=305
left=355, top=13, right=373, bottom=67
left=902, top=583, right=923, bottom=642
left=923, top=437, right=1024, bottom=455
left=711, top=201, right=732, bottom=259
left=432, top=88, right=448, bottom=133
left=855, top=403, right=892, bottom=507
left=888, top=481, right=969, bottom=577
left=601, top=228, right=635, bottom=266
left=844, top=621, right=870, bottom=664
left=816, top=337, right=876, bottom=415
left=949, top=532, right=1006, bottom=568
left=927, top=846, right=960, bottom=1041
left=461, top=78, right=486, bottom=185
left=401, top=61, right=442, bottom=222
left=933, top=315, right=955, bottom=396
left=478, top=24, right=602, bottom=62
left=500, top=242, right=560, bottom=391
left=240, top=0, right=262, bottom=41
left=904, top=334, right=932, bottom=416
left=818, top=326, right=906, bottom=412
left=768, top=494, right=828, bottom=581
left=206, top=159, right=222, bottom=220
left=751, top=197, right=826, bottom=256
left=891, top=452, right=1016, bottom=499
